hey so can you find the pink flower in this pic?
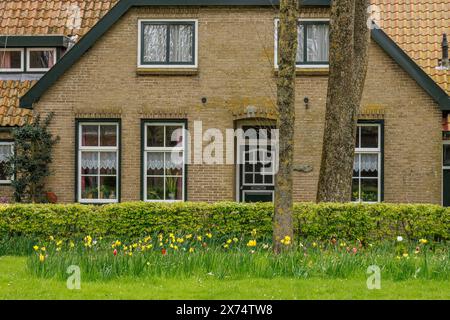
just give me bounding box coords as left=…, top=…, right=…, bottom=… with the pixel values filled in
left=352, top=247, right=358, bottom=254
left=113, top=249, right=117, bottom=256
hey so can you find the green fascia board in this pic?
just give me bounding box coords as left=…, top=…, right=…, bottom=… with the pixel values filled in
left=371, top=27, right=450, bottom=110
left=0, top=35, right=70, bottom=48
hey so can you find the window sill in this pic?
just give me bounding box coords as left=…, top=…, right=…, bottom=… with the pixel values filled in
left=274, top=67, right=329, bottom=76
left=136, top=67, right=198, bottom=76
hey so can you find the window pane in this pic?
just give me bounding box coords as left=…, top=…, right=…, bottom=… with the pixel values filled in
left=306, top=24, right=329, bottom=62
left=81, top=152, right=98, bottom=174
left=0, top=50, right=22, bottom=69
left=82, top=125, right=98, bottom=146
left=443, top=145, right=450, bottom=166
left=100, top=152, right=117, bottom=175
left=165, top=176, right=183, bottom=200
left=165, top=151, right=183, bottom=175
left=296, top=24, right=305, bottom=62
left=100, top=176, right=117, bottom=200
left=169, top=24, right=193, bottom=63
left=81, top=176, right=98, bottom=199
left=361, top=179, right=378, bottom=202
left=353, top=154, right=360, bottom=177
left=351, top=178, right=359, bottom=201
left=360, top=154, right=378, bottom=177
left=29, top=50, right=55, bottom=69
left=147, top=152, right=164, bottom=175
left=147, top=126, right=164, bottom=147
left=0, top=144, right=12, bottom=181
left=143, top=24, right=167, bottom=63
left=355, top=127, right=360, bottom=148
left=360, top=126, right=379, bottom=148
left=166, top=125, right=183, bottom=147
left=147, top=177, right=164, bottom=200
left=100, top=125, right=117, bottom=147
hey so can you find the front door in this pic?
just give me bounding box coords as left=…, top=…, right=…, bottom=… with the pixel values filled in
left=443, top=142, right=450, bottom=206
left=237, top=126, right=276, bottom=203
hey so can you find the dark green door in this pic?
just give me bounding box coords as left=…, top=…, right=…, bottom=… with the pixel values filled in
left=443, top=170, right=450, bottom=206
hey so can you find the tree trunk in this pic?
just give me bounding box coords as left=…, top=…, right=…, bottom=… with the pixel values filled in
left=273, top=0, right=298, bottom=254
left=317, top=0, right=370, bottom=203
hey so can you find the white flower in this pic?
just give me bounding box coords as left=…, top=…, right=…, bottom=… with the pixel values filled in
left=396, top=236, right=403, bottom=242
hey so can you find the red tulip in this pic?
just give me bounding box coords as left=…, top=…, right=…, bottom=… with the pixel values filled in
left=113, top=249, right=117, bottom=256
left=161, top=248, right=167, bottom=255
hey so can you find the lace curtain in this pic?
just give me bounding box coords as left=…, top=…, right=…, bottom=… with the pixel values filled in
left=143, top=24, right=167, bottom=62
left=306, top=24, right=329, bottom=62
left=169, top=24, right=193, bottom=62
left=0, top=145, right=12, bottom=163
left=354, top=154, right=378, bottom=172
left=143, top=24, right=193, bottom=63
left=147, top=153, right=183, bottom=170
left=81, top=152, right=117, bottom=170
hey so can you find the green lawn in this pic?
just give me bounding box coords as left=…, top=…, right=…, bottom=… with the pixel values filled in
left=0, top=256, right=449, bottom=300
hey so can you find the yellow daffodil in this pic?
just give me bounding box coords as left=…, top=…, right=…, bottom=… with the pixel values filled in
left=170, top=243, right=174, bottom=248
left=56, top=240, right=63, bottom=247
left=33, top=245, right=39, bottom=251
left=177, top=238, right=184, bottom=243
left=226, top=239, right=232, bottom=244
left=146, top=244, right=153, bottom=250
left=403, top=253, right=409, bottom=258
left=69, top=241, right=75, bottom=248
left=40, top=247, right=46, bottom=252
left=223, top=244, right=229, bottom=249
left=233, top=238, right=239, bottom=243
left=312, top=242, right=318, bottom=248
left=186, top=234, right=192, bottom=239
left=247, top=240, right=257, bottom=247
left=128, top=252, right=133, bottom=256
left=419, top=239, right=428, bottom=245
left=56, top=247, right=61, bottom=252
left=189, top=247, right=195, bottom=253
left=159, top=242, right=163, bottom=247
left=251, top=229, right=257, bottom=237
left=144, top=236, right=151, bottom=242
left=115, top=240, right=121, bottom=247
left=173, top=245, right=178, bottom=251
left=132, top=243, right=138, bottom=249
left=39, top=254, right=45, bottom=263
left=280, top=236, right=291, bottom=246
left=206, top=233, right=212, bottom=239
left=49, top=236, right=54, bottom=241
left=197, top=236, right=203, bottom=242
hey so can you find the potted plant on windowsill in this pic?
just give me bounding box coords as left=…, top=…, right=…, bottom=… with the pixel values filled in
left=166, top=178, right=178, bottom=200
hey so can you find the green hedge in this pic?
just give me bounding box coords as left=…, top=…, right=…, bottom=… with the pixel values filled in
left=0, top=202, right=449, bottom=242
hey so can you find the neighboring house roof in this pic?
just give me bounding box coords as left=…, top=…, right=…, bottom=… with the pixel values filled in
left=0, top=0, right=448, bottom=126
left=0, top=0, right=119, bottom=126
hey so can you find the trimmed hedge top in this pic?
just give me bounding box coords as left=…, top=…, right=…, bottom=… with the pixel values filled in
left=0, top=202, right=448, bottom=241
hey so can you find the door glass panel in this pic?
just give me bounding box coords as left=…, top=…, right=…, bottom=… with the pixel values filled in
left=443, top=145, right=450, bottom=166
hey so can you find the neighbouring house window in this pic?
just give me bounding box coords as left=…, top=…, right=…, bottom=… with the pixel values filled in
left=275, top=20, right=329, bottom=67
left=143, top=122, right=185, bottom=201
left=139, top=20, right=196, bottom=66
left=0, top=49, right=24, bottom=72
left=352, top=123, right=382, bottom=203
left=27, top=48, right=56, bottom=72
left=78, top=122, right=119, bottom=203
left=0, top=142, right=13, bottom=183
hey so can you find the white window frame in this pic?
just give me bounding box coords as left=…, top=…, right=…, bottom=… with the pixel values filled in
left=0, top=142, right=14, bottom=184
left=353, top=123, right=382, bottom=203
left=26, top=47, right=57, bottom=72
left=143, top=122, right=186, bottom=202
left=0, top=48, right=24, bottom=72
left=274, top=18, right=330, bottom=69
left=137, top=19, right=198, bottom=69
left=78, top=122, right=119, bottom=204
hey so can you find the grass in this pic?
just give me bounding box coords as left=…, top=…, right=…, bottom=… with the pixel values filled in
left=25, top=235, right=450, bottom=282
left=1, top=256, right=450, bottom=299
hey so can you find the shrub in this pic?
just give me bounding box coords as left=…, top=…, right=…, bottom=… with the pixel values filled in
left=0, top=202, right=448, bottom=242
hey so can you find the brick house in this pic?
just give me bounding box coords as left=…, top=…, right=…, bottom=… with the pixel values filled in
left=0, top=0, right=449, bottom=204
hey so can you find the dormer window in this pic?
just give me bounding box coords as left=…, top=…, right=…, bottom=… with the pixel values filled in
left=0, top=48, right=24, bottom=72
left=27, top=48, right=56, bottom=72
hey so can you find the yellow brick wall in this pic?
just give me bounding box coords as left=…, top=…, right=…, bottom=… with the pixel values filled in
left=27, top=7, right=442, bottom=204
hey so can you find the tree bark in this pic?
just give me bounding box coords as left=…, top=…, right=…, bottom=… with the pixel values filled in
left=273, top=0, right=297, bottom=253
left=317, top=0, right=370, bottom=203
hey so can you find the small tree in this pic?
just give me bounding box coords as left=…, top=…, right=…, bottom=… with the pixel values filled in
left=6, top=113, right=59, bottom=203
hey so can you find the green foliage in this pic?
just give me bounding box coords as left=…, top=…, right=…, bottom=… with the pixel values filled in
left=0, top=202, right=449, bottom=242
left=6, top=113, right=59, bottom=203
